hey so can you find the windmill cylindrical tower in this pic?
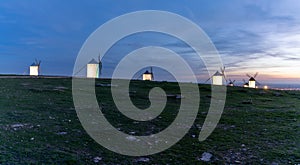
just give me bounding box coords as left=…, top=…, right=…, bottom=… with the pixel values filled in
left=248, top=77, right=256, bottom=88
left=212, top=71, right=224, bottom=85
left=30, top=65, right=39, bottom=76
left=142, top=70, right=153, bottom=81
left=29, top=60, right=41, bottom=76
left=87, top=59, right=99, bottom=78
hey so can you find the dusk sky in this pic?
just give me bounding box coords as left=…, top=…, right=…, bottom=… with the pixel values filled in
left=1, top=0, right=300, bottom=84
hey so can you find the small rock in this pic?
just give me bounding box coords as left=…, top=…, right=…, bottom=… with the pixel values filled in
left=93, top=156, right=102, bottom=163
left=135, top=157, right=150, bottom=162
left=192, top=135, right=196, bottom=138
left=241, top=144, right=245, bottom=147
left=176, top=94, right=184, bottom=99
left=57, top=132, right=68, bottom=135
left=126, top=136, right=137, bottom=141
left=200, top=152, right=212, bottom=162
left=196, top=124, right=202, bottom=129
left=11, top=124, right=24, bottom=128
left=30, top=137, right=34, bottom=141
left=242, top=100, right=252, bottom=104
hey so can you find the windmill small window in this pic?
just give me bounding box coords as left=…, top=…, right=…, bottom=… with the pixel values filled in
left=87, top=57, right=102, bottom=78
left=142, top=67, right=154, bottom=81
left=205, top=67, right=227, bottom=85
left=29, top=59, right=41, bottom=76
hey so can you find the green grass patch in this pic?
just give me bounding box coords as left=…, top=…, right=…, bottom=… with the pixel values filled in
left=0, top=78, right=299, bottom=164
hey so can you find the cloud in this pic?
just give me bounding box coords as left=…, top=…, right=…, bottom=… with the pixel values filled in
left=198, top=1, right=300, bottom=81
left=0, top=0, right=299, bottom=83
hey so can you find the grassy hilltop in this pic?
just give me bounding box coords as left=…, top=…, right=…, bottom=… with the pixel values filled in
left=0, top=78, right=299, bottom=164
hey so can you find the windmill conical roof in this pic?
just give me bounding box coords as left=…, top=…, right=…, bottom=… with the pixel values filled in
left=31, top=62, right=38, bottom=66
left=144, top=70, right=151, bottom=74
left=88, top=59, right=98, bottom=64
left=249, top=77, right=256, bottom=81
left=213, top=71, right=223, bottom=76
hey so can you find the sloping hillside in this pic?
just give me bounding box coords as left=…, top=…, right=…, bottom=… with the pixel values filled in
left=0, top=78, right=299, bottom=164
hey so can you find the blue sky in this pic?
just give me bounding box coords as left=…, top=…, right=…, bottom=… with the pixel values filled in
left=0, top=0, right=300, bottom=84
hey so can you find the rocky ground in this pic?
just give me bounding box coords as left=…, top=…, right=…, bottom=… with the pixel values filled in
left=0, top=78, right=299, bottom=164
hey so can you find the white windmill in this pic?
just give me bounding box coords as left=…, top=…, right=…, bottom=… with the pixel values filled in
left=142, top=67, right=154, bottom=81
left=29, top=59, right=41, bottom=76
left=246, top=72, right=260, bottom=88
left=228, top=79, right=236, bottom=86
left=243, top=79, right=249, bottom=88
left=87, top=56, right=102, bottom=78
left=205, top=67, right=227, bottom=85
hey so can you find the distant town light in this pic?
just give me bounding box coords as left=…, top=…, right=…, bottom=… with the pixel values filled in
left=263, top=85, right=268, bottom=90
